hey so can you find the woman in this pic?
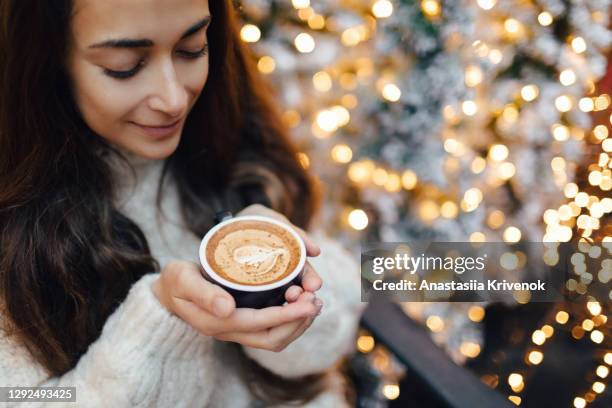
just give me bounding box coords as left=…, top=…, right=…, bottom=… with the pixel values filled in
left=0, top=0, right=363, bottom=406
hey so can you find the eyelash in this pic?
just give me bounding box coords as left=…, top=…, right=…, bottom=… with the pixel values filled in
left=104, top=44, right=209, bottom=79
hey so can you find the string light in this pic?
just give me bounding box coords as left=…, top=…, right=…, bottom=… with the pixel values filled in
left=538, top=11, right=553, bottom=26
left=348, top=209, right=368, bottom=230
left=372, top=0, right=393, bottom=18
left=294, top=32, right=315, bottom=53
left=240, top=24, right=261, bottom=43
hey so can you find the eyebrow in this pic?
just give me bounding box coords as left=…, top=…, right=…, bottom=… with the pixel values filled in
left=89, top=16, right=211, bottom=49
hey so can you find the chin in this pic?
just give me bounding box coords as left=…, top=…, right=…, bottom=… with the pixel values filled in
left=130, top=134, right=181, bottom=160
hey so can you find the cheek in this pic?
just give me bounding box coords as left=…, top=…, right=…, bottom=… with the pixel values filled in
left=182, top=58, right=210, bottom=99
left=72, top=67, right=139, bottom=135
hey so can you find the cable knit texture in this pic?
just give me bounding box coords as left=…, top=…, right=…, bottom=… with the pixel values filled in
left=0, top=152, right=365, bottom=407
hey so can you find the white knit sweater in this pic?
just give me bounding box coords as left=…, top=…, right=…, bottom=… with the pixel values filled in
left=0, top=154, right=365, bottom=407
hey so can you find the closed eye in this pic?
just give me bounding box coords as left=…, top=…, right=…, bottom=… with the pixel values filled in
left=103, top=44, right=208, bottom=80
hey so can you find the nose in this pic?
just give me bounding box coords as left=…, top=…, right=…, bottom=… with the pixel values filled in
left=148, top=60, right=188, bottom=118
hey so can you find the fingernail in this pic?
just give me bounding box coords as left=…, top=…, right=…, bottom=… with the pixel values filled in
left=314, top=298, right=323, bottom=308
left=213, top=297, right=231, bottom=317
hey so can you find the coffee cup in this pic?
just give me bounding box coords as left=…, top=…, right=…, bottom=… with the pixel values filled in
left=199, top=215, right=307, bottom=309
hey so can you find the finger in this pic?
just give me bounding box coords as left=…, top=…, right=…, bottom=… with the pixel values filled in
left=220, top=298, right=319, bottom=350
left=292, top=227, right=321, bottom=257
left=285, top=285, right=304, bottom=303
left=219, top=316, right=307, bottom=350
left=300, top=262, right=322, bottom=292
left=170, top=263, right=235, bottom=318
left=220, top=300, right=318, bottom=333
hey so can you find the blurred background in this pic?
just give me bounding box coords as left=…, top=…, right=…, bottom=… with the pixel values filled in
left=235, top=1, right=611, bottom=407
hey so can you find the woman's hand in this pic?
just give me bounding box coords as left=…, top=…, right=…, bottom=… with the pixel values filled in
left=152, top=260, right=322, bottom=352
left=236, top=204, right=323, bottom=302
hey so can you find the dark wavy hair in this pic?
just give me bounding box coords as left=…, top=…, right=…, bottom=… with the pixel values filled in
left=0, top=0, right=328, bottom=405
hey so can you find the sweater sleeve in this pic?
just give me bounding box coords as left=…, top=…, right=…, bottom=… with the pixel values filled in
left=0, top=273, right=212, bottom=408
left=242, top=232, right=366, bottom=378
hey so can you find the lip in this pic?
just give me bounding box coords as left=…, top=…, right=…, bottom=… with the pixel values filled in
left=130, top=118, right=182, bottom=138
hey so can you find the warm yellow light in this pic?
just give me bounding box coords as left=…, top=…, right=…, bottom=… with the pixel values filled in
left=504, top=18, right=522, bottom=35
left=348, top=209, right=369, bottom=230
left=559, top=69, right=576, bottom=86
left=460, top=342, right=481, bottom=358
left=421, top=0, right=441, bottom=18
left=502, top=105, right=519, bottom=122
left=571, top=36, right=587, bottom=53
left=555, top=310, right=569, bottom=324
left=552, top=124, right=570, bottom=141
left=587, top=301, right=601, bottom=316
left=468, top=306, right=485, bottom=322
left=331, top=144, right=353, bottom=164
left=593, top=382, right=605, bottom=394
left=508, top=373, right=523, bottom=389
left=489, top=144, right=509, bottom=161
left=297, top=7, right=314, bottom=21
left=419, top=200, right=440, bottom=222
left=538, top=11, right=553, bottom=26
left=579, top=97, right=594, bottom=112
left=521, top=84, right=539, bottom=101
left=541, top=325, right=554, bottom=338
left=532, top=330, right=546, bottom=345
left=382, top=83, right=401, bottom=102
left=595, top=94, right=610, bottom=110
left=316, top=110, right=338, bottom=132
left=240, top=24, right=261, bottom=43
left=574, top=397, right=586, bottom=408
left=372, top=0, right=394, bottom=18
left=297, top=152, right=310, bottom=169
left=384, top=173, right=402, bottom=192
left=382, top=383, right=400, bottom=400
left=307, top=14, right=326, bottom=30
left=593, top=125, right=608, bottom=140
left=470, top=232, right=486, bottom=243
left=462, top=100, right=478, bottom=116
left=357, top=335, right=375, bottom=352
left=295, top=33, right=315, bottom=53
left=551, top=156, right=566, bottom=172
left=488, top=49, right=503, bottom=64
left=401, top=170, right=418, bottom=190
left=488, top=210, right=505, bottom=229
left=257, top=56, right=276, bottom=74
left=440, top=201, right=459, bottom=219
left=471, top=157, right=487, bottom=174
left=564, top=183, right=579, bottom=198
left=465, top=65, right=483, bottom=87
left=341, top=27, right=362, bottom=46
left=590, top=330, right=604, bottom=344
left=426, top=315, right=445, bottom=332
left=504, top=226, right=522, bottom=243
left=582, top=319, right=594, bottom=331
left=555, top=95, right=573, bottom=112
left=348, top=160, right=374, bottom=184
left=508, top=396, right=521, bottom=406
left=292, top=0, right=310, bottom=9
left=313, top=71, right=332, bottom=92
left=596, top=365, right=609, bottom=378
left=528, top=350, right=544, bottom=365
left=477, top=0, right=496, bottom=10
left=372, top=168, right=389, bottom=186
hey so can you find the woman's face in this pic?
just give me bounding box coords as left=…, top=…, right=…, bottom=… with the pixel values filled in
left=67, top=0, right=210, bottom=159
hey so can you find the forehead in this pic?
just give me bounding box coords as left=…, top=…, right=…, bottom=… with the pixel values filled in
left=70, top=0, right=210, bottom=46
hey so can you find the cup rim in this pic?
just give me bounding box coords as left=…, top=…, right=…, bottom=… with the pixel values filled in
left=199, top=215, right=307, bottom=292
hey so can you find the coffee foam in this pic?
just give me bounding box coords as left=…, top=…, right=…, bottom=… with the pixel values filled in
left=205, top=220, right=302, bottom=285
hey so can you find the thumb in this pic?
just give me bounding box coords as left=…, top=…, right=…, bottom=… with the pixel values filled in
left=198, top=279, right=236, bottom=318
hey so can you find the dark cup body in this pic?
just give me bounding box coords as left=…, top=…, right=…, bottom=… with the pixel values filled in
left=201, top=268, right=304, bottom=309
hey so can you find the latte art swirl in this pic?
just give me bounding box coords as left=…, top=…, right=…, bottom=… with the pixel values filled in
left=204, top=220, right=302, bottom=285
